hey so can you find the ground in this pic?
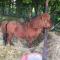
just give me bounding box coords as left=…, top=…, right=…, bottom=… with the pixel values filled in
left=0, top=31, right=60, bottom=60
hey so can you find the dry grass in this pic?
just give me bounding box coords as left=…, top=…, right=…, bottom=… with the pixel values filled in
left=0, top=32, right=60, bottom=60
left=0, top=45, right=29, bottom=60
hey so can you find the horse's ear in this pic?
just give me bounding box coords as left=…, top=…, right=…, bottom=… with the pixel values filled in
left=43, top=13, right=51, bottom=21
left=45, top=13, right=50, bottom=19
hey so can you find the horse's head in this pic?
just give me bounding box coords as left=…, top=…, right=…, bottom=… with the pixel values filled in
left=31, top=13, right=52, bottom=29
left=40, top=13, right=52, bottom=29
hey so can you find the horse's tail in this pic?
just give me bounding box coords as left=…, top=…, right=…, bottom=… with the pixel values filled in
left=3, top=21, right=9, bottom=45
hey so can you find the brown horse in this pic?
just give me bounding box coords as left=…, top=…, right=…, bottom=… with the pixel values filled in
left=1, top=13, right=52, bottom=47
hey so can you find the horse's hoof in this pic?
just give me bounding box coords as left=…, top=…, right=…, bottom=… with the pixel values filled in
left=10, top=43, right=14, bottom=46
left=28, top=45, right=32, bottom=48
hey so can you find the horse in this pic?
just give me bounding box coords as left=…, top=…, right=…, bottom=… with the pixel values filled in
left=1, top=13, right=52, bottom=47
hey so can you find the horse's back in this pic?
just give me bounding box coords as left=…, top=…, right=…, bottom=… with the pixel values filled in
left=7, top=21, right=17, bottom=33
left=1, top=21, right=8, bottom=32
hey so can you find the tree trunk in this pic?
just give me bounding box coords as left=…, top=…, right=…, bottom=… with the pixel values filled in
left=32, top=0, right=39, bottom=16
left=2, top=2, right=5, bottom=15
left=16, top=0, right=22, bottom=17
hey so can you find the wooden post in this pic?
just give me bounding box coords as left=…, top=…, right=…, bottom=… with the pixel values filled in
left=42, top=0, right=48, bottom=60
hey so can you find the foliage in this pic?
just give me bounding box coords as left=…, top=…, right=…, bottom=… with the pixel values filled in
left=22, top=0, right=32, bottom=4
left=0, top=0, right=60, bottom=25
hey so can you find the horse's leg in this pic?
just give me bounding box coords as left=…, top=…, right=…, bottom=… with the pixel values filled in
left=3, top=32, right=8, bottom=45
left=7, top=33, right=14, bottom=45
left=28, top=39, right=33, bottom=48
left=3, top=33, right=7, bottom=45
left=29, top=42, right=32, bottom=48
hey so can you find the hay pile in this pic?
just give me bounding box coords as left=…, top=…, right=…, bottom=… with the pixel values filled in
left=34, top=32, right=60, bottom=60
left=47, top=32, right=60, bottom=60
left=0, top=45, right=29, bottom=60
left=0, top=32, right=60, bottom=60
